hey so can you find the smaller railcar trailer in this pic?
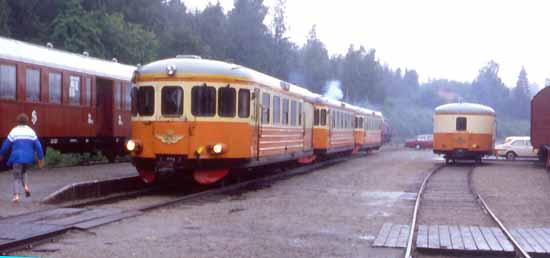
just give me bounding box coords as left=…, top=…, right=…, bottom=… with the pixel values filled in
left=531, top=87, right=550, bottom=170
left=0, top=36, right=136, bottom=169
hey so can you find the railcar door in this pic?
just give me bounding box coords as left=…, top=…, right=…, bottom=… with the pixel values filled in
left=303, top=102, right=314, bottom=150
left=95, top=78, right=114, bottom=138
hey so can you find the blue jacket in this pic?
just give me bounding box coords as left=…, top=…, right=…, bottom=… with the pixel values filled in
left=0, top=125, right=44, bottom=166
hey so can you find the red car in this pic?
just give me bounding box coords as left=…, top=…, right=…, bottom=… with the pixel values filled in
left=405, top=134, right=433, bottom=149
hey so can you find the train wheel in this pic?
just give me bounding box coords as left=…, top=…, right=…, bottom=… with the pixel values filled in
left=298, top=155, right=317, bottom=164
left=194, top=168, right=230, bottom=185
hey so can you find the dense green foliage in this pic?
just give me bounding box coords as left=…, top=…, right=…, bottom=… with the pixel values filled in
left=0, top=0, right=534, bottom=141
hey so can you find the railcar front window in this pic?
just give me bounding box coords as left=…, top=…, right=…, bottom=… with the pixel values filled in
left=192, top=84, right=216, bottom=116
left=162, top=86, right=183, bottom=116
left=48, top=72, right=62, bottom=104
left=0, top=64, right=16, bottom=100
left=456, top=117, right=467, bottom=131
left=26, top=69, right=40, bottom=102
left=238, top=89, right=250, bottom=118
left=69, top=76, right=81, bottom=105
left=218, top=86, right=236, bottom=117
left=137, top=86, right=155, bottom=116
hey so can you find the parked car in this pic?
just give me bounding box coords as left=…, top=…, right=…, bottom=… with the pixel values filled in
left=495, top=136, right=538, bottom=160
left=405, top=134, right=433, bottom=149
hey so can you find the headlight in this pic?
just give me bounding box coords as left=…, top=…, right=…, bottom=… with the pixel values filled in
left=212, top=144, right=224, bottom=154
left=209, top=143, right=227, bottom=155
left=126, top=140, right=136, bottom=151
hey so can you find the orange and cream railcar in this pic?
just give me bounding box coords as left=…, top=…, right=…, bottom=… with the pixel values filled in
left=312, top=100, right=356, bottom=155
left=433, top=103, right=496, bottom=163
left=353, top=108, right=384, bottom=151
left=128, top=56, right=319, bottom=184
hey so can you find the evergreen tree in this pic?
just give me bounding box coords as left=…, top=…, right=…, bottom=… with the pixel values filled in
left=0, top=0, right=10, bottom=36
left=193, top=2, right=228, bottom=59
left=472, top=60, right=509, bottom=111
left=511, top=66, right=531, bottom=119
left=301, top=25, right=330, bottom=93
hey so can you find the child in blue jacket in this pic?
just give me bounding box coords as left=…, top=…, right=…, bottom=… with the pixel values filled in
left=0, top=114, right=44, bottom=202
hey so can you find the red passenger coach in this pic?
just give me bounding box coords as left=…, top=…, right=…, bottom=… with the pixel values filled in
left=0, top=36, right=136, bottom=167
left=531, top=87, right=550, bottom=170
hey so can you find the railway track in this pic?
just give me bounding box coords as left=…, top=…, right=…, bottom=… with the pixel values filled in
left=0, top=152, right=368, bottom=254
left=403, top=163, right=532, bottom=258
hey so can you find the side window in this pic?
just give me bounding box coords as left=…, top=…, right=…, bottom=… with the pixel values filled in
left=331, top=110, right=335, bottom=128
left=261, top=93, right=270, bottom=124
left=26, top=68, right=40, bottom=102
left=314, top=109, right=320, bottom=126
left=282, top=98, right=289, bottom=125
left=48, top=72, right=62, bottom=103
left=69, top=76, right=81, bottom=105
left=218, top=86, right=236, bottom=117
left=456, top=117, right=467, bottom=131
left=238, top=89, right=250, bottom=118
left=290, top=100, right=297, bottom=126
left=125, top=84, right=132, bottom=111
left=137, top=86, right=155, bottom=116
left=273, top=96, right=280, bottom=125
left=131, top=87, right=138, bottom=116
left=192, top=84, right=216, bottom=117
left=0, top=64, right=16, bottom=100
left=161, top=86, right=183, bottom=116
left=85, top=78, right=92, bottom=106
left=321, top=109, right=327, bottom=126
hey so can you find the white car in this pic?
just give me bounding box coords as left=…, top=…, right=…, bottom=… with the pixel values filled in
left=495, top=136, right=538, bottom=160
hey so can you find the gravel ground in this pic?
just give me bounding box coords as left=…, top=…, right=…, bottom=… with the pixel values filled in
left=15, top=148, right=436, bottom=258
left=473, top=161, right=550, bottom=228
left=0, top=162, right=137, bottom=217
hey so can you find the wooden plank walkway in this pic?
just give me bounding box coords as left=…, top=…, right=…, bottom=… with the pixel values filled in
left=373, top=223, right=550, bottom=255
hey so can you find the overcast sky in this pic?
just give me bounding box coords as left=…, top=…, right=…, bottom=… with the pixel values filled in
left=187, top=0, right=550, bottom=88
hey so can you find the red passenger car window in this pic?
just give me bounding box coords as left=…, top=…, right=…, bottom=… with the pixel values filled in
left=0, top=64, right=16, bottom=100
left=161, top=86, right=183, bottom=116
left=238, top=89, right=250, bottom=118
left=125, top=84, right=132, bottom=111
left=218, top=86, right=236, bottom=117
left=114, top=81, right=122, bottom=110
left=69, top=76, right=81, bottom=105
left=137, top=86, right=155, bottom=116
left=48, top=72, right=62, bottom=104
left=26, top=69, right=40, bottom=102
left=85, top=78, right=91, bottom=106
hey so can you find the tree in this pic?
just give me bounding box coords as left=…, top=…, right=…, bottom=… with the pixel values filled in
left=511, top=66, right=531, bottom=119
left=300, top=25, right=330, bottom=93
left=471, top=60, right=509, bottom=111
left=0, top=0, right=10, bottom=36
left=226, top=0, right=271, bottom=72
left=193, top=2, right=228, bottom=59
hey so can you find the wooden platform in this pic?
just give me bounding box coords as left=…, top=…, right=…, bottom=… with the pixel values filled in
left=0, top=207, right=141, bottom=251
left=373, top=223, right=550, bottom=254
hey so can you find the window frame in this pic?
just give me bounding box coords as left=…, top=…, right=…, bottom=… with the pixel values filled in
left=0, top=63, right=16, bottom=101
left=456, top=117, right=467, bottom=131
left=48, top=72, right=62, bottom=104
left=282, top=98, right=289, bottom=125
left=85, top=77, right=92, bottom=106
left=290, top=100, right=297, bottom=126
left=273, top=95, right=281, bottom=125
left=218, top=86, right=237, bottom=118
left=25, top=68, right=41, bottom=102
left=261, top=93, right=271, bottom=124
left=238, top=88, right=250, bottom=118
left=161, top=86, right=184, bottom=117
left=191, top=84, right=217, bottom=117
left=137, top=86, right=155, bottom=116
left=69, top=75, right=81, bottom=105
left=320, top=109, right=327, bottom=126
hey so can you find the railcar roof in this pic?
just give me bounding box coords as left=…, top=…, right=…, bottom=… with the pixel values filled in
left=435, top=102, right=495, bottom=115
left=0, top=36, right=135, bottom=81
left=137, top=57, right=320, bottom=100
